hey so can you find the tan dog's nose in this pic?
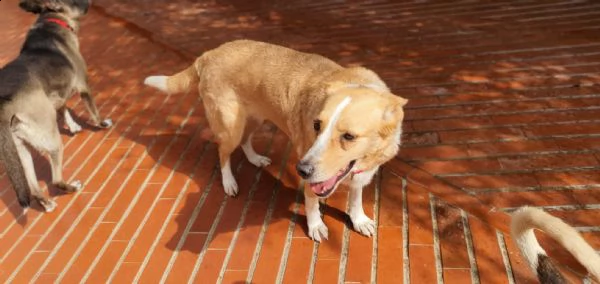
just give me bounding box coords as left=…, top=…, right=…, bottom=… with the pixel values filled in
left=296, top=161, right=315, bottom=179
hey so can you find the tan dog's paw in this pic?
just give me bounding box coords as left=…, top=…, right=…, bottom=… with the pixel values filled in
left=351, top=214, right=375, bottom=237
left=222, top=174, right=239, bottom=197
left=248, top=155, right=271, bottom=168
left=308, top=221, right=329, bottom=242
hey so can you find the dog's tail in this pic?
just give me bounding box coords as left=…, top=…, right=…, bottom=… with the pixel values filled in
left=143, top=58, right=200, bottom=95
left=0, top=117, right=31, bottom=208
left=511, top=206, right=600, bottom=283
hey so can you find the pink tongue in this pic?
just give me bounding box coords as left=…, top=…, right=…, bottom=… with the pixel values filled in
left=310, top=176, right=338, bottom=194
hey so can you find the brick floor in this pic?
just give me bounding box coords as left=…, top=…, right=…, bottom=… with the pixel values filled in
left=1, top=0, right=600, bottom=283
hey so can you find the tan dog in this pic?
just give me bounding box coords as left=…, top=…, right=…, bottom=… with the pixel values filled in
left=144, top=40, right=407, bottom=242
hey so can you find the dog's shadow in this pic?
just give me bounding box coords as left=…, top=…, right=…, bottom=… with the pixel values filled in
left=128, top=122, right=349, bottom=254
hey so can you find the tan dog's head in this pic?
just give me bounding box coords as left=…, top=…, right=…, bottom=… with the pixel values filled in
left=296, top=82, right=408, bottom=197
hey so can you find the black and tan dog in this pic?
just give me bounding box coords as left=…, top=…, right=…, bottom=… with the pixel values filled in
left=0, top=0, right=111, bottom=212
left=511, top=206, right=600, bottom=283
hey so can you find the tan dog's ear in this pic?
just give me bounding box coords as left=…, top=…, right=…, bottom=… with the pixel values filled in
left=380, top=95, right=408, bottom=137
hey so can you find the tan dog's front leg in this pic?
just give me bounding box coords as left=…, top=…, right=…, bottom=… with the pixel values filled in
left=304, top=186, right=328, bottom=242
left=348, top=167, right=378, bottom=237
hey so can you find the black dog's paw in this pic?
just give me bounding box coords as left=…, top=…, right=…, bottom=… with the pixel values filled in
left=17, top=192, right=31, bottom=208
left=99, top=118, right=113, bottom=128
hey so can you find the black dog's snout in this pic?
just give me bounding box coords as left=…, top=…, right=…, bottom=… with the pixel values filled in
left=296, top=161, right=315, bottom=179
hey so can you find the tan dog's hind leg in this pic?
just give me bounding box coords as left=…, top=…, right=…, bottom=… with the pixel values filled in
left=241, top=119, right=271, bottom=168
left=203, top=89, right=247, bottom=197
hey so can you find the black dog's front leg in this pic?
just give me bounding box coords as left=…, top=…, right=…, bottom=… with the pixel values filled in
left=80, top=87, right=112, bottom=128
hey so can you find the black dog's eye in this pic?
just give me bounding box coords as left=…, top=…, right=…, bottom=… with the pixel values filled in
left=313, top=120, right=322, bottom=132
left=342, top=133, right=356, bottom=141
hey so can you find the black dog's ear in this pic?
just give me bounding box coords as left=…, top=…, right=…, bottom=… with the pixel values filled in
left=19, top=0, right=43, bottom=14
left=19, top=0, right=64, bottom=14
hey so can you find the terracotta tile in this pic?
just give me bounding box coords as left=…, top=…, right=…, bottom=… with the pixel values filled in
left=186, top=250, right=226, bottom=284
left=250, top=195, right=297, bottom=283
left=502, top=233, right=539, bottom=284
left=469, top=217, right=511, bottom=284
left=400, top=145, right=470, bottom=161
left=164, top=233, right=208, bottom=283
left=103, top=169, right=153, bottom=223
left=407, top=185, right=433, bottom=245
left=221, top=270, right=249, bottom=284
left=33, top=273, right=58, bottom=284
left=443, top=269, right=472, bottom=284
left=467, top=140, right=559, bottom=157
left=281, top=238, right=314, bottom=284
left=85, top=241, right=128, bottom=283
left=313, top=259, right=339, bottom=284
left=60, top=223, right=116, bottom=282
left=376, top=227, right=403, bottom=284
left=498, top=154, right=599, bottom=171
left=225, top=202, right=269, bottom=271
left=378, top=171, right=404, bottom=227
left=439, top=128, right=525, bottom=144
left=115, top=262, right=144, bottom=282
left=409, top=245, right=437, bottom=284
left=477, top=189, right=599, bottom=208
left=417, top=158, right=502, bottom=175
left=10, top=251, right=49, bottom=284
left=535, top=170, right=600, bottom=188
left=124, top=199, right=176, bottom=263
left=39, top=207, right=103, bottom=274
left=435, top=202, right=470, bottom=269
left=113, top=184, right=163, bottom=241
left=443, top=174, right=540, bottom=191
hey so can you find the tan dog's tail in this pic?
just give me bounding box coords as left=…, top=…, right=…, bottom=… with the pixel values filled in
left=511, top=206, right=600, bottom=283
left=144, top=59, right=199, bottom=94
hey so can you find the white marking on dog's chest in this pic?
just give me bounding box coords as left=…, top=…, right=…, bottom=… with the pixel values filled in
left=304, top=97, right=352, bottom=159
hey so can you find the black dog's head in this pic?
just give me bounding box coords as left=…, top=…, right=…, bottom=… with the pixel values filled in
left=19, top=0, right=90, bottom=18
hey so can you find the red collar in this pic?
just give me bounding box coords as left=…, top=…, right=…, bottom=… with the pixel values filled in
left=45, top=18, right=74, bottom=32
left=353, top=169, right=364, bottom=175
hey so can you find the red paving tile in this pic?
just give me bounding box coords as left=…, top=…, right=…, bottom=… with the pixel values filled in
left=1, top=0, right=600, bottom=282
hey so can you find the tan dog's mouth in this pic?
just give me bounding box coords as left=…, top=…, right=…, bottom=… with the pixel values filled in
left=310, top=160, right=356, bottom=197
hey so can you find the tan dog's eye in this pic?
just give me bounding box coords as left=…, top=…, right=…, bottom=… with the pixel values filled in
left=313, top=120, right=322, bottom=132
left=342, top=133, right=356, bottom=141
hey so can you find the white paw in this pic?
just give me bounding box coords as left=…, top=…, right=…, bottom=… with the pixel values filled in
left=222, top=175, right=239, bottom=197
left=308, top=220, right=329, bottom=242
left=70, top=180, right=83, bottom=191
left=42, top=199, right=57, bottom=213
left=351, top=214, right=376, bottom=237
left=100, top=118, right=113, bottom=128
left=248, top=155, right=271, bottom=168
left=68, top=123, right=83, bottom=134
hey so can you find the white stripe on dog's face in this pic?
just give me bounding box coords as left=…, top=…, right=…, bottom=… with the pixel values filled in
left=303, top=96, right=352, bottom=161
